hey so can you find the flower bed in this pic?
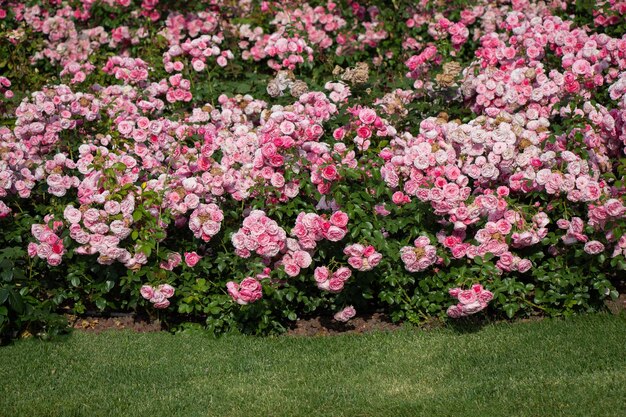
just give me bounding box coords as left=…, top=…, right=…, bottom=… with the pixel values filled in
left=0, top=0, right=625, bottom=338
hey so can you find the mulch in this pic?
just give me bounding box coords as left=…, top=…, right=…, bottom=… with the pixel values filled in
left=65, top=295, right=626, bottom=336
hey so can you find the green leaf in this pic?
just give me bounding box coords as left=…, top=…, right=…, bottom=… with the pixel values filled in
left=8, top=290, right=24, bottom=314
left=0, top=287, right=9, bottom=304
left=95, top=298, right=107, bottom=311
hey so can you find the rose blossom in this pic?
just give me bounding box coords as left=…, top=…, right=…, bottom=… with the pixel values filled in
left=184, top=251, right=202, bottom=267
left=334, top=306, right=357, bottom=322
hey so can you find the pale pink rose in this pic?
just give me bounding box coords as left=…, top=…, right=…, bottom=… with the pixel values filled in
left=478, top=290, right=494, bottom=303
left=284, top=263, right=301, bottom=277
left=314, top=266, right=330, bottom=283
left=334, top=305, right=357, bottom=322
left=158, top=284, right=175, bottom=298
left=359, top=108, right=377, bottom=125
left=226, top=281, right=240, bottom=301
left=571, top=59, right=591, bottom=76
left=153, top=299, right=170, bottom=309
left=348, top=257, right=363, bottom=270
left=333, top=267, right=352, bottom=282
left=458, top=290, right=478, bottom=305
left=461, top=300, right=485, bottom=315
left=293, top=251, right=312, bottom=268
left=325, top=225, right=346, bottom=241
left=104, top=200, right=121, bottom=215
left=317, top=280, right=331, bottom=291
left=605, top=199, right=624, bottom=217
left=517, top=259, right=532, bottom=273
left=446, top=304, right=463, bottom=318
left=584, top=240, right=605, bottom=255
left=149, top=291, right=166, bottom=304
left=328, top=277, right=344, bottom=292
left=63, top=205, right=82, bottom=224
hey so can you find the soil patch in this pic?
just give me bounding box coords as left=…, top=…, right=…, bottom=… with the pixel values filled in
left=286, top=312, right=403, bottom=336
left=66, top=313, right=162, bottom=334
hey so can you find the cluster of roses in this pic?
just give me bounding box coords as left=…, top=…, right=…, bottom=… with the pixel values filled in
left=244, top=30, right=314, bottom=71
left=102, top=56, right=150, bottom=85
left=278, top=238, right=313, bottom=278
left=231, top=210, right=287, bottom=259
left=188, top=203, right=224, bottom=242
left=226, top=277, right=264, bottom=305
left=1, top=0, right=624, bottom=325
left=0, top=76, right=13, bottom=99
left=164, top=35, right=232, bottom=72
left=60, top=61, right=95, bottom=84
left=333, top=107, right=388, bottom=152
left=291, top=211, right=349, bottom=249
left=164, top=73, right=192, bottom=103
left=400, top=236, right=438, bottom=273
left=140, top=284, right=176, bottom=309
left=427, top=17, right=469, bottom=51
left=343, top=244, right=382, bottom=271
left=446, top=284, right=494, bottom=319
left=270, top=3, right=346, bottom=51
left=27, top=216, right=65, bottom=267
left=314, top=266, right=352, bottom=293
left=160, top=10, right=233, bottom=71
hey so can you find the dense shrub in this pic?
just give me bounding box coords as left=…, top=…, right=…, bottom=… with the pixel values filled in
left=1, top=0, right=625, bottom=339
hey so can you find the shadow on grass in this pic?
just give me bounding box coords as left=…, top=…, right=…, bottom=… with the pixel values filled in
left=447, top=315, right=494, bottom=334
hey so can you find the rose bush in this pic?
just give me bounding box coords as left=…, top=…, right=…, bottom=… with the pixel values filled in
left=0, top=0, right=625, bottom=339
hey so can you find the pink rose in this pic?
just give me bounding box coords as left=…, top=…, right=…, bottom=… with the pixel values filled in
left=478, top=290, right=494, bottom=303
left=238, top=277, right=262, bottom=303
left=328, top=277, right=344, bottom=292
left=517, top=259, right=532, bottom=273
left=446, top=304, right=463, bottom=318
left=314, top=266, right=330, bottom=283
left=329, top=211, right=349, bottom=228
left=325, top=225, right=346, bottom=241
left=140, top=285, right=154, bottom=300
left=158, top=284, right=175, bottom=298
left=149, top=291, right=166, bottom=304
left=348, top=256, right=363, bottom=270
left=334, top=305, right=357, bottom=322
left=461, top=300, right=485, bottom=315
left=321, top=165, right=338, bottom=181
left=153, top=299, right=170, bottom=309
left=458, top=290, right=478, bottom=305
left=284, top=262, right=301, bottom=277
left=584, top=240, right=605, bottom=255
left=184, top=251, right=201, bottom=267
left=226, top=281, right=240, bottom=300
left=333, top=267, right=352, bottom=282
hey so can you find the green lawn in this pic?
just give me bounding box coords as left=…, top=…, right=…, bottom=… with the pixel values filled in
left=1, top=314, right=625, bottom=417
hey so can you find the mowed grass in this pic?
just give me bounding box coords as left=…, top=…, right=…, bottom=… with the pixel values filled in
left=1, top=314, right=625, bottom=417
